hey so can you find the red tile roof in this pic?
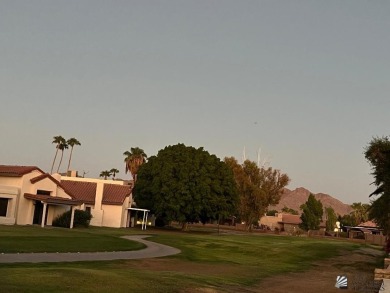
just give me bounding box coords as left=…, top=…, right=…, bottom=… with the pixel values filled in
left=280, top=214, right=301, bottom=225
left=30, top=174, right=78, bottom=199
left=0, top=165, right=44, bottom=177
left=60, top=180, right=131, bottom=206
left=60, top=181, right=97, bottom=205
left=103, top=184, right=131, bottom=205
left=358, top=220, right=378, bottom=228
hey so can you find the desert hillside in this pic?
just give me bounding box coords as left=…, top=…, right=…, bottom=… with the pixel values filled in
left=269, top=187, right=353, bottom=216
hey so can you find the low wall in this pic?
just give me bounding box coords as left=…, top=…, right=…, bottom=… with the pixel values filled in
left=365, top=234, right=386, bottom=246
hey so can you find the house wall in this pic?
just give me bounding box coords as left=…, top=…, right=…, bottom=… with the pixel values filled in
left=0, top=185, right=19, bottom=225
left=61, top=176, right=131, bottom=228
left=259, top=214, right=283, bottom=231
left=283, top=223, right=301, bottom=233
left=7, top=171, right=41, bottom=225
left=101, top=204, right=124, bottom=227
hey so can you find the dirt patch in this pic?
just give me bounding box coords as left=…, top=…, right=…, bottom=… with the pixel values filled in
left=129, top=247, right=384, bottom=293
left=251, top=247, right=384, bottom=293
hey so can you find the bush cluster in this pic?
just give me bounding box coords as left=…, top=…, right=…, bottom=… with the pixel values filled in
left=52, top=209, right=92, bottom=228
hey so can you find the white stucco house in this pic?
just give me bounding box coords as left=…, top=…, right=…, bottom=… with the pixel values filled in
left=0, top=165, right=134, bottom=228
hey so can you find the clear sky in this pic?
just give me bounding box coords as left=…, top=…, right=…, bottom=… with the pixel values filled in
left=1, top=1, right=389, bottom=204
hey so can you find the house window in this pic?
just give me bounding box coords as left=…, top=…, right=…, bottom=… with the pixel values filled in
left=37, top=190, right=51, bottom=196
left=0, top=198, right=8, bottom=217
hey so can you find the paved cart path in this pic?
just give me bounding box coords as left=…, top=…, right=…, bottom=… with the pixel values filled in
left=0, top=235, right=180, bottom=263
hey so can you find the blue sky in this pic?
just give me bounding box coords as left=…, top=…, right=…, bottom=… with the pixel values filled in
left=1, top=1, right=389, bottom=204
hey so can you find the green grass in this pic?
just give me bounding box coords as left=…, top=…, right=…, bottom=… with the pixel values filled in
left=0, top=225, right=380, bottom=292
left=0, top=225, right=145, bottom=252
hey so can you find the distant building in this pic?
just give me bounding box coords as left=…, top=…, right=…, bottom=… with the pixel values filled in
left=259, top=212, right=325, bottom=233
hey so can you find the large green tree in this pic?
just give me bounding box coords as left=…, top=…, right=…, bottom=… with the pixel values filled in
left=364, top=136, right=390, bottom=234
left=123, top=147, right=147, bottom=182
left=224, top=157, right=289, bottom=231
left=133, top=144, right=238, bottom=230
left=66, top=138, right=81, bottom=173
left=299, top=194, right=323, bottom=231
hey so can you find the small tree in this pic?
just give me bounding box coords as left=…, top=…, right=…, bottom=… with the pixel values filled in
left=99, top=170, right=111, bottom=180
left=266, top=210, right=278, bottom=216
left=339, top=214, right=358, bottom=227
left=325, top=207, right=337, bottom=232
left=281, top=206, right=299, bottom=215
left=110, top=168, right=119, bottom=180
left=299, top=194, right=323, bottom=231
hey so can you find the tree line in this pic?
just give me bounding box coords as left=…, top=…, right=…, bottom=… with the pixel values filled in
left=133, top=143, right=289, bottom=231
left=50, top=135, right=386, bottom=235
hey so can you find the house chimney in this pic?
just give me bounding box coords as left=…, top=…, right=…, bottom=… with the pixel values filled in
left=66, top=170, right=78, bottom=177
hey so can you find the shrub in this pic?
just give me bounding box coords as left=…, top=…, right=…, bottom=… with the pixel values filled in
left=52, top=209, right=92, bottom=228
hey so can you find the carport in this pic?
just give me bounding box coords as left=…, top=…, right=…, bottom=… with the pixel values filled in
left=127, top=207, right=150, bottom=230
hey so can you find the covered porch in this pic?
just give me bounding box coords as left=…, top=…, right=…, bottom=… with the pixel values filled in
left=24, top=193, right=82, bottom=229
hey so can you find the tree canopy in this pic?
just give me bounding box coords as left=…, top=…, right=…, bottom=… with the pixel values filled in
left=299, top=194, right=323, bottom=231
left=224, top=157, right=289, bottom=231
left=133, top=144, right=238, bottom=230
left=364, top=136, right=390, bottom=233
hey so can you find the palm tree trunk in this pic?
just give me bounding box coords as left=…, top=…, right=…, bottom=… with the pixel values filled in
left=57, top=150, right=64, bottom=173
left=67, top=147, right=74, bottom=172
left=51, top=149, right=59, bottom=174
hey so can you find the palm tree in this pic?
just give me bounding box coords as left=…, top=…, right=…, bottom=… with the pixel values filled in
left=56, top=140, right=69, bottom=173
left=351, top=202, right=370, bottom=225
left=51, top=136, right=65, bottom=174
left=123, top=147, right=147, bottom=182
left=66, top=138, right=81, bottom=173
left=110, top=168, right=119, bottom=180
left=99, top=170, right=111, bottom=180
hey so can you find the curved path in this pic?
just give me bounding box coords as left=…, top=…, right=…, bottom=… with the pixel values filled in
left=0, top=235, right=181, bottom=263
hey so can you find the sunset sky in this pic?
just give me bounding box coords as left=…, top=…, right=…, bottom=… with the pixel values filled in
left=1, top=1, right=389, bottom=204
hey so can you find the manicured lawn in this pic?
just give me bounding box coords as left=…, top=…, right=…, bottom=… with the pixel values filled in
left=0, top=225, right=145, bottom=253
left=0, top=225, right=380, bottom=292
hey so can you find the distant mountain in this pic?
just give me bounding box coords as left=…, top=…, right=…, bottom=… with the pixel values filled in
left=269, top=187, right=353, bottom=216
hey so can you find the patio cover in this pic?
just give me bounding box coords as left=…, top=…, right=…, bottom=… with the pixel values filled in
left=24, top=193, right=82, bottom=228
